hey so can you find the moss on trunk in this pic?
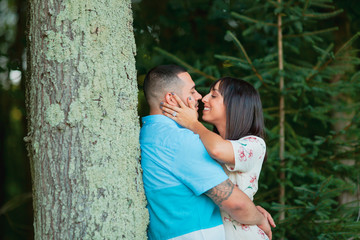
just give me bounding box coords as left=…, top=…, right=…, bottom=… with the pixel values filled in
left=26, top=0, right=148, bottom=238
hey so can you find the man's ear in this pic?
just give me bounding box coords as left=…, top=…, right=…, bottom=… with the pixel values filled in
left=164, top=92, right=177, bottom=106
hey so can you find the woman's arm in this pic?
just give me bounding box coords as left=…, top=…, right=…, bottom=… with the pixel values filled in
left=161, top=93, right=235, bottom=164
left=189, top=121, right=234, bottom=164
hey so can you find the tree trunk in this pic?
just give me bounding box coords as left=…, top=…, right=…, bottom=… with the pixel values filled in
left=277, top=0, right=286, bottom=226
left=331, top=13, right=358, bottom=207
left=26, top=0, right=148, bottom=239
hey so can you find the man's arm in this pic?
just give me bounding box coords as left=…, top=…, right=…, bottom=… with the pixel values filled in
left=205, top=179, right=263, bottom=224
left=206, top=179, right=272, bottom=239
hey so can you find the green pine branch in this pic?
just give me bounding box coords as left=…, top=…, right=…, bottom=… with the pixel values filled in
left=214, top=54, right=248, bottom=64
left=306, top=32, right=360, bottom=81
left=226, top=31, right=267, bottom=86
left=284, top=27, right=338, bottom=38
left=310, top=2, right=336, bottom=9
left=309, top=43, right=335, bottom=79
left=154, top=47, right=216, bottom=81
left=231, top=12, right=277, bottom=27
left=303, top=9, right=343, bottom=19
left=303, top=0, right=310, bottom=14
left=335, top=32, right=360, bottom=56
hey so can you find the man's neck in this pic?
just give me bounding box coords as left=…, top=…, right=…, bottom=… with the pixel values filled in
left=149, top=109, right=163, bottom=115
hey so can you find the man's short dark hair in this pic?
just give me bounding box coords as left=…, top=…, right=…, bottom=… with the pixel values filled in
left=143, top=65, right=186, bottom=106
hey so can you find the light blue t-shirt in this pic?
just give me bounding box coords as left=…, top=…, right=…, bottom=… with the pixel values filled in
left=140, top=115, right=228, bottom=240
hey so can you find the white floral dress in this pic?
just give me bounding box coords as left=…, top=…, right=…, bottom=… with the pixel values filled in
left=221, top=135, right=269, bottom=240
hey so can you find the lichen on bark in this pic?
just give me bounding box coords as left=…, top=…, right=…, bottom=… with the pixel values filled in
left=27, top=0, right=148, bottom=239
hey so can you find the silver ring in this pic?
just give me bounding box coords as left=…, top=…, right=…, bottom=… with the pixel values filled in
left=172, top=111, right=177, bottom=117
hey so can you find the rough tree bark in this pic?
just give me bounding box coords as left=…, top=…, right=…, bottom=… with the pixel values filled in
left=26, top=0, right=148, bottom=239
left=277, top=0, right=286, bottom=225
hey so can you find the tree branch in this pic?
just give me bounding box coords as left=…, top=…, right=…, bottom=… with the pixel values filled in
left=154, top=47, right=216, bottom=81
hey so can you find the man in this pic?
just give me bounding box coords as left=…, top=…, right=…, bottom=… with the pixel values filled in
left=140, top=65, right=273, bottom=240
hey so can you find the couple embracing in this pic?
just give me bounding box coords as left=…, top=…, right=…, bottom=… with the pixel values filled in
left=140, top=65, right=276, bottom=240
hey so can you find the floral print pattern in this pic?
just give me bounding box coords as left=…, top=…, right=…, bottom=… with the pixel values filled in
left=220, top=135, right=268, bottom=240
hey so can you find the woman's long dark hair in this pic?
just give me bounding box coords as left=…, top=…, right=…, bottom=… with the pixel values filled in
left=211, top=77, right=267, bottom=160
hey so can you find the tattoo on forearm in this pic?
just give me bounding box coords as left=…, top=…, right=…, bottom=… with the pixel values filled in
left=205, top=179, right=234, bottom=208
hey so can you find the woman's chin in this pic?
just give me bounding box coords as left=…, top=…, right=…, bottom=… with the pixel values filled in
left=201, top=116, right=212, bottom=124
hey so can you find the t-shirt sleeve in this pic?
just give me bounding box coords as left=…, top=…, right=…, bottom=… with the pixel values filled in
left=225, top=136, right=266, bottom=173
left=172, top=131, right=228, bottom=196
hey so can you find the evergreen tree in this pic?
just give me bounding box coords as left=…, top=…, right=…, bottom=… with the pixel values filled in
left=150, top=0, right=360, bottom=239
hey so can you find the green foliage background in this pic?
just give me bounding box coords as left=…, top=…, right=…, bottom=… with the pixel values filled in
left=134, top=0, right=360, bottom=239
left=1, top=0, right=359, bottom=239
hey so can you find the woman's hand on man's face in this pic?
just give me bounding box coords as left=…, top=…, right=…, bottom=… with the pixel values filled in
left=160, top=93, right=199, bottom=130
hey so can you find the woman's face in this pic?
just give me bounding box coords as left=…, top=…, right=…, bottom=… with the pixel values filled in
left=202, top=81, right=227, bottom=127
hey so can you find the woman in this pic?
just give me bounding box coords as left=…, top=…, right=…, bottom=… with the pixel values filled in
left=161, top=77, right=270, bottom=240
